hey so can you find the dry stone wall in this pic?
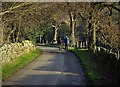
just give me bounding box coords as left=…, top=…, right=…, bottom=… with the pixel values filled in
left=0, top=40, right=36, bottom=64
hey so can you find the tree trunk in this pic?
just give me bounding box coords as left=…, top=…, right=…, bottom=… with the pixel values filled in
left=12, top=32, right=15, bottom=43
left=53, top=24, right=61, bottom=44
left=16, top=15, right=21, bottom=42
left=53, top=27, right=58, bottom=44
left=87, top=13, right=92, bottom=49
left=0, top=2, right=2, bottom=46
left=69, top=12, right=76, bottom=47
left=117, top=49, right=119, bottom=60
left=7, top=33, right=11, bottom=44
left=85, top=40, right=88, bottom=48
left=0, top=24, right=2, bottom=47
left=7, top=25, right=16, bottom=43
left=93, top=22, right=96, bottom=53
left=71, top=20, right=75, bottom=46
left=39, top=35, right=42, bottom=44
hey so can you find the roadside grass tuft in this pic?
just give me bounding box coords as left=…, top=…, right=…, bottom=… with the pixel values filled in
left=2, top=48, right=42, bottom=81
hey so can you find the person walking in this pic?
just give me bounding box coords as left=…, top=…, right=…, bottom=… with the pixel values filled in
left=64, top=36, right=70, bottom=50
left=57, top=37, right=62, bottom=50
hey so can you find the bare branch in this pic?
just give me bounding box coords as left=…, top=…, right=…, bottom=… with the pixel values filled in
left=0, top=2, right=32, bottom=15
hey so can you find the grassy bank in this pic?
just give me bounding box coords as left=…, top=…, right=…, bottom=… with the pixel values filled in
left=94, top=50, right=120, bottom=85
left=70, top=48, right=104, bottom=85
left=2, top=48, right=42, bottom=81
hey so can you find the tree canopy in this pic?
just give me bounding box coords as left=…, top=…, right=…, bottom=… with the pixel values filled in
left=0, top=2, right=120, bottom=54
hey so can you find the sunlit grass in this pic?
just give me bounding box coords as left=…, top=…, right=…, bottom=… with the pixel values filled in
left=2, top=48, right=42, bottom=81
left=79, top=49, right=88, bottom=50
left=0, top=64, right=1, bottom=80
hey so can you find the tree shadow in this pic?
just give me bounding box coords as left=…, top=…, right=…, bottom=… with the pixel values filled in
left=9, top=74, right=86, bottom=85
left=37, top=44, right=59, bottom=48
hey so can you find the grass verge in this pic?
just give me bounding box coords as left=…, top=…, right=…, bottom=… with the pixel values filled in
left=2, top=48, right=42, bottom=81
left=95, top=50, right=120, bottom=85
left=69, top=48, right=104, bottom=85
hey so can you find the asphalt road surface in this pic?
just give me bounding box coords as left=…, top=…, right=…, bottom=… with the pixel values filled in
left=3, top=46, right=87, bottom=85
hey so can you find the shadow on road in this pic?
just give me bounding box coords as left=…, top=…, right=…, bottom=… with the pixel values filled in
left=3, top=46, right=87, bottom=85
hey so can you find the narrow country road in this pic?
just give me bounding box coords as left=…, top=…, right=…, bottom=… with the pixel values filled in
left=3, top=46, right=87, bottom=85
